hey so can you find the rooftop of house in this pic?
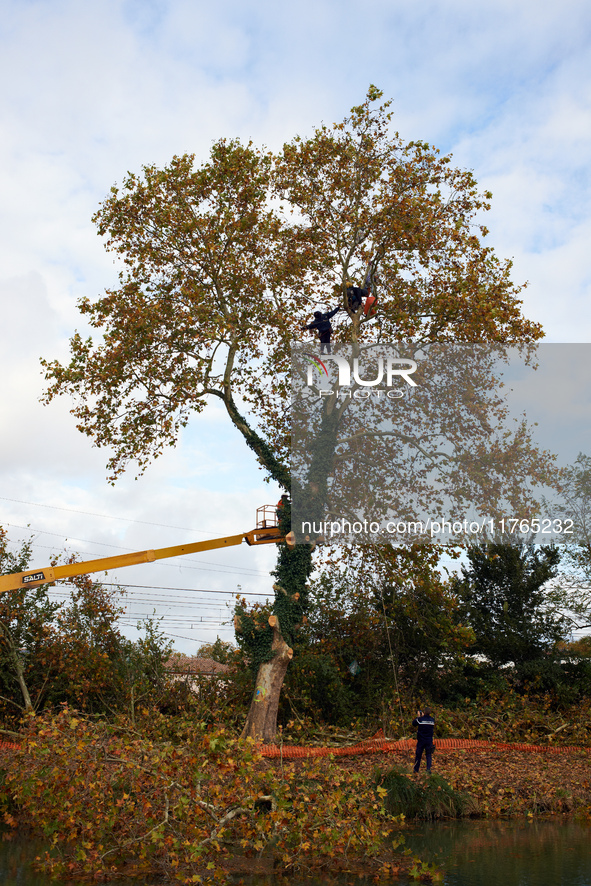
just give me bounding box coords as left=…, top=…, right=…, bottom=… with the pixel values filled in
left=165, top=653, right=231, bottom=676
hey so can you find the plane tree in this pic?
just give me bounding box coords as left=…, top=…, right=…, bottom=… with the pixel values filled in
left=42, top=87, right=546, bottom=742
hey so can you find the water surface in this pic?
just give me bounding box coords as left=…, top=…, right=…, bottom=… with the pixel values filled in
left=2, top=818, right=591, bottom=885
left=402, top=818, right=591, bottom=885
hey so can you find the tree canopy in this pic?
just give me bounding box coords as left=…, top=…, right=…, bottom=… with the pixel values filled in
left=42, top=87, right=542, bottom=486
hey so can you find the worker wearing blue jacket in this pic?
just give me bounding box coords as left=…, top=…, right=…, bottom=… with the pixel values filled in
left=304, top=305, right=341, bottom=354
left=412, top=707, right=435, bottom=773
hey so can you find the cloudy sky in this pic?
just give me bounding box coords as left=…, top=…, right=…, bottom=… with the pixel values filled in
left=1, top=0, right=590, bottom=651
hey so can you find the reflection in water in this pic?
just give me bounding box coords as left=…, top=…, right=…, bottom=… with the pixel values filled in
left=2, top=820, right=591, bottom=886
left=402, top=818, right=591, bottom=886
left=0, top=833, right=155, bottom=886
left=0, top=835, right=54, bottom=886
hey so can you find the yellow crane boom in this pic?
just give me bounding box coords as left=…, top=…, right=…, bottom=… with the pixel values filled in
left=0, top=506, right=291, bottom=595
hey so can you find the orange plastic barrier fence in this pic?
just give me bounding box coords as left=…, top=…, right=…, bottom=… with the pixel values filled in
left=1, top=736, right=587, bottom=757
left=260, top=736, right=584, bottom=759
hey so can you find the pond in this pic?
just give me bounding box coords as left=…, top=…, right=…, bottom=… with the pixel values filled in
left=2, top=818, right=591, bottom=885
left=401, top=818, right=591, bottom=885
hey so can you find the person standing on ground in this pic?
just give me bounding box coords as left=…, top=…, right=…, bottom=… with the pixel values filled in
left=412, top=706, right=435, bottom=774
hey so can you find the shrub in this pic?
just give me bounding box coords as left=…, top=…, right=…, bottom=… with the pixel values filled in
left=376, top=765, right=478, bottom=819
left=281, top=651, right=355, bottom=725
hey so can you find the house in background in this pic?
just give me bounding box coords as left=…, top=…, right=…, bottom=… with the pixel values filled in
left=165, top=653, right=231, bottom=692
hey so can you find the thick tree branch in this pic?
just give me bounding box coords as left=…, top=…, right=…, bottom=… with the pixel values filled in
left=222, top=346, right=291, bottom=490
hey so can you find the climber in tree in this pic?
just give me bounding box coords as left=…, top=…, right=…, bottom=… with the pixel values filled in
left=347, top=285, right=366, bottom=312
left=304, top=305, right=340, bottom=354
left=346, top=257, right=377, bottom=313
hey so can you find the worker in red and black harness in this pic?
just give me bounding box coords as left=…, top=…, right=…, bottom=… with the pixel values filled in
left=412, top=707, right=435, bottom=773
left=346, top=256, right=378, bottom=316
left=276, top=494, right=294, bottom=539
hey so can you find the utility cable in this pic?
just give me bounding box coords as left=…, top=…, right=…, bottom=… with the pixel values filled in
left=0, top=496, right=210, bottom=534
left=159, top=631, right=219, bottom=644
left=93, top=582, right=268, bottom=597
left=47, top=582, right=269, bottom=598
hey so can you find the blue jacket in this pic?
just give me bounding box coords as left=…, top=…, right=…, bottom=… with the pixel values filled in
left=412, top=715, right=435, bottom=742
left=306, top=306, right=340, bottom=341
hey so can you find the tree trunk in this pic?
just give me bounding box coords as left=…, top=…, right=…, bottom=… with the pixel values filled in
left=14, top=658, right=33, bottom=713
left=240, top=615, right=293, bottom=743
left=0, top=621, right=33, bottom=713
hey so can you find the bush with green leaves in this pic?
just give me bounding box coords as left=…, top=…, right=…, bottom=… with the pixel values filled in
left=376, top=765, right=478, bottom=819
left=454, top=541, right=566, bottom=667
left=281, top=650, right=356, bottom=725
left=0, top=527, right=173, bottom=723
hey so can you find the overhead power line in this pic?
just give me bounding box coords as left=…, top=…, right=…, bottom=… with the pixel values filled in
left=0, top=496, right=210, bottom=534
left=120, top=615, right=225, bottom=623
left=4, top=522, right=200, bottom=554
left=159, top=631, right=218, bottom=644
left=47, top=594, right=233, bottom=610
left=63, top=581, right=269, bottom=597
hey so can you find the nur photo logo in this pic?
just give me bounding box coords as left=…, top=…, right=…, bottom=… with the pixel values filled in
left=303, top=351, right=418, bottom=398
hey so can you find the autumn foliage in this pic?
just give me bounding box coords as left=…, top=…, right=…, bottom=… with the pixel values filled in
left=0, top=527, right=172, bottom=727
left=2, top=708, right=403, bottom=883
